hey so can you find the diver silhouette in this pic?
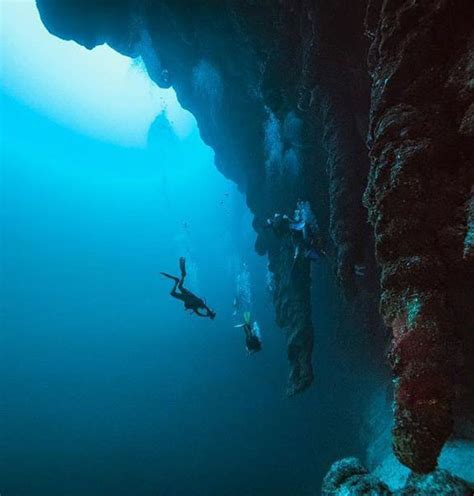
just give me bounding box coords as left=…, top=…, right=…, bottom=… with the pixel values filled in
left=235, top=312, right=262, bottom=354
left=161, top=257, right=216, bottom=319
left=265, top=202, right=326, bottom=263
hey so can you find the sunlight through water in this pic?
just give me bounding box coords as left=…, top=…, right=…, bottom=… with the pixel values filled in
left=0, top=0, right=194, bottom=147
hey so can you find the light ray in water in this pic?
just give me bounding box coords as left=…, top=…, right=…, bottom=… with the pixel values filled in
left=0, top=0, right=194, bottom=147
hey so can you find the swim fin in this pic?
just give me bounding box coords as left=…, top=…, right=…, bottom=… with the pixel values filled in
left=244, top=311, right=251, bottom=325
left=179, top=257, right=187, bottom=277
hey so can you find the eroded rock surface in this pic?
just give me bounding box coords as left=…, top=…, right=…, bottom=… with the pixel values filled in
left=323, top=458, right=473, bottom=496
left=365, top=0, right=474, bottom=473
left=322, top=457, right=392, bottom=496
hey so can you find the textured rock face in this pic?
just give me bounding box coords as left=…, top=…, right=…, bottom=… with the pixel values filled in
left=268, top=241, right=314, bottom=395
left=322, top=458, right=473, bottom=495
left=399, top=470, right=473, bottom=496
left=364, top=0, right=474, bottom=473
left=321, top=457, right=392, bottom=495
left=36, top=0, right=474, bottom=477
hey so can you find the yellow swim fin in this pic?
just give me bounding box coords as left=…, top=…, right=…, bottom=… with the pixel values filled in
left=244, top=311, right=251, bottom=325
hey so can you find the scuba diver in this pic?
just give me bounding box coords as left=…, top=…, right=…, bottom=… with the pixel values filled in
left=161, top=257, right=216, bottom=319
left=266, top=201, right=326, bottom=263
left=235, top=312, right=262, bottom=354
left=265, top=212, right=301, bottom=262
left=265, top=213, right=292, bottom=237
left=289, top=203, right=327, bottom=261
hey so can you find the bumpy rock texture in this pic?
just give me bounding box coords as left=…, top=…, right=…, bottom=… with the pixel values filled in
left=322, top=458, right=473, bottom=495
left=321, top=457, right=392, bottom=495
left=36, top=0, right=474, bottom=479
left=364, top=0, right=474, bottom=473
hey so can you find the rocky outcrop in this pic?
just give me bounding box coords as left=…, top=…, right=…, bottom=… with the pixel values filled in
left=36, top=0, right=473, bottom=480
left=399, top=470, right=474, bottom=496
left=364, top=0, right=474, bottom=473
left=321, top=457, right=392, bottom=495
left=267, top=236, right=314, bottom=395
left=322, top=458, right=473, bottom=495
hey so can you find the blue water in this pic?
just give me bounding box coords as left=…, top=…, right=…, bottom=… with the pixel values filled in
left=1, top=89, right=337, bottom=495
left=0, top=3, right=388, bottom=490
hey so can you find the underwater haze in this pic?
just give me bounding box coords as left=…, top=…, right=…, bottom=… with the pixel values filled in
left=0, top=3, right=348, bottom=495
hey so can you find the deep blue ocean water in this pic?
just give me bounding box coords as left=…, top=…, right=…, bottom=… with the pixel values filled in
left=0, top=4, right=385, bottom=492
left=4, top=1, right=474, bottom=493
left=1, top=92, right=341, bottom=495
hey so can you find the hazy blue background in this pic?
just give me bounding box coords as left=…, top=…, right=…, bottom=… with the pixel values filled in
left=0, top=2, right=370, bottom=495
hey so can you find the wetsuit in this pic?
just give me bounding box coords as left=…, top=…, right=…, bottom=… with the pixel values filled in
left=243, top=323, right=262, bottom=353
left=161, top=257, right=215, bottom=319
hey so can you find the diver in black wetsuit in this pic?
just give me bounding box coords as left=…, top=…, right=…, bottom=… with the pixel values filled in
left=235, top=312, right=262, bottom=354
left=266, top=208, right=326, bottom=262
left=161, top=257, right=216, bottom=319
left=244, top=322, right=262, bottom=353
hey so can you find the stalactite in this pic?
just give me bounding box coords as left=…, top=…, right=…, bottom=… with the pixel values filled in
left=365, top=0, right=474, bottom=472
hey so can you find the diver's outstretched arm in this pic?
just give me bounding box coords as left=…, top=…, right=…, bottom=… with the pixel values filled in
left=195, top=307, right=215, bottom=319
left=203, top=305, right=215, bottom=317
left=193, top=309, right=208, bottom=317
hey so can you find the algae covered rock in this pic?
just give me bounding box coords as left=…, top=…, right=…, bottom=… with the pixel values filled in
left=321, top=457, right=392, bottom=496
left=395, top=469, right=473, bottom=496
left=322, top=459, right=473, bottom=496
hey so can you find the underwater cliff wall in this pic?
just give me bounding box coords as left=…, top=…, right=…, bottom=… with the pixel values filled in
left=36, top=0, right=473, bottom=489
left=365, top=0, right=474, bottom=474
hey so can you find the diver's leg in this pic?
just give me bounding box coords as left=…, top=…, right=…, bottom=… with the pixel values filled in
left=160, top=273, right=181, bottom=298
left=161, top=272, right=180, bottom=293
left=170, top=279, right=180, bottom=298
left=178, top=257, right=186, bottom=290
left=160, top=272, right=179, bottom=282
left=179, top=257, right=186, bottom=277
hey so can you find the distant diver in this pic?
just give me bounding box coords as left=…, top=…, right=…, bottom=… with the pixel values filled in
left=288, top=212, right=326, bottom=261
left=235, top=312, right=262, bottom=354
left=266, top=202, right=326, bottom=262
left=161, top=257, right=216, bottom=319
